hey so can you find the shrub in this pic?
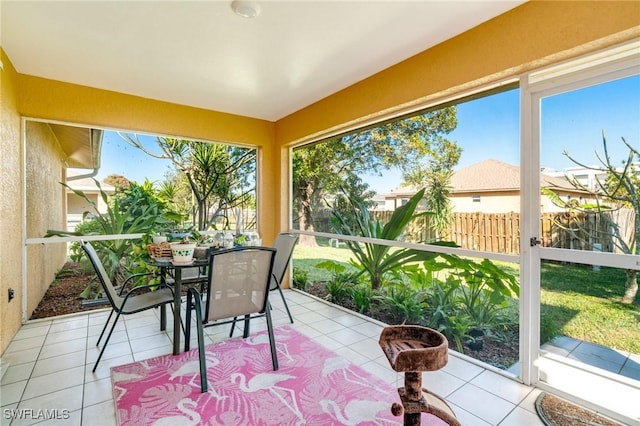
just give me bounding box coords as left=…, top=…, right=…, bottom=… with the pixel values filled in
left=375, top=283, right=426, bottom=325
left=292, top=267, right=308, bottom=290
left=347, top=284, right=372, bottom=314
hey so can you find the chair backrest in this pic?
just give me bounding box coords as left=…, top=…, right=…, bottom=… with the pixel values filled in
left=271, top=233, right=299, bottom=290
left=204, top=246, right=276, bottom=322
left=81, top=241, right=123, bottom=309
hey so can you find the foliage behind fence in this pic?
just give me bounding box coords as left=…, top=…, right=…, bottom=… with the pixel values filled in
left=312, top=209, right=628, bottom=254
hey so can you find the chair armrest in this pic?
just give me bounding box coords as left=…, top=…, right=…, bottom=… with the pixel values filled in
left=120, top=272, right=160, bottom=295
left=121, top=282, right=173, bottom=298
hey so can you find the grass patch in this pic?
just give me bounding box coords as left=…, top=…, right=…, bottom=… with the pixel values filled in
left=292, top=245, right=357, bottom=283
left=541, top=262, right=640, bottom=353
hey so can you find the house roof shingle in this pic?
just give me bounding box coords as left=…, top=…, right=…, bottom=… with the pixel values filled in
left=385, top=159, right=579, bottom=196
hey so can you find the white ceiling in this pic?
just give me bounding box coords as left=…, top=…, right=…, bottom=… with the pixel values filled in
left=1, top=0, right=525, bottom=121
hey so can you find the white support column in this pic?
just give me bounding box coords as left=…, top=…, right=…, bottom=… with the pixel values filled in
left=518, top=75, right=541, bottom=386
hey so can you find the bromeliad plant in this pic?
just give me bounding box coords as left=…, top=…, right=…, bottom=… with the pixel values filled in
left=330, top=187, right=456, bottom=290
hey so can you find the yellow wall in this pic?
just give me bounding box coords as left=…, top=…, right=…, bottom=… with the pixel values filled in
left=1, top=0, right=639, bottom=353
left=25, top=121, right=69, bottom=315
left=276, top=1, right=640, bottom=145
left=0, top=50, right=24, bottom=354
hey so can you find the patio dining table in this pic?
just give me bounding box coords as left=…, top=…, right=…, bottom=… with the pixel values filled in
left=146, top=257, right=210, bottom=355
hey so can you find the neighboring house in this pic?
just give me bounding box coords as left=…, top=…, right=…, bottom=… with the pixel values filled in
left=383, top=159, right=592, bottom=213
left=370, top=193, right=387, bottom=211
left=543, top=162, right=640, bottom=193
left=66, top=169, right=115, bottom=231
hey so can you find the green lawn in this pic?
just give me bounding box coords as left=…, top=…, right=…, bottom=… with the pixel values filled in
left=292, top=244, right=640, bottom=354
left=292, top=245, right=356, bottom=282
left=540, top=262, right=640, bottom=353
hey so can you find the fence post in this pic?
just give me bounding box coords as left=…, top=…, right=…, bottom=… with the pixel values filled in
left=592, top=242, right=602, bottom=271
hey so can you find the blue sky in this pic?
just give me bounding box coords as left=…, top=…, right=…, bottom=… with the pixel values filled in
left=96, top=132, right=173, bottom=184
left=96, top=75, right=639, bottom=193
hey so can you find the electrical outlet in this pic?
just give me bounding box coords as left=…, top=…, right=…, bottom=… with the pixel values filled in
left=8, top=288, right=15, bottom=302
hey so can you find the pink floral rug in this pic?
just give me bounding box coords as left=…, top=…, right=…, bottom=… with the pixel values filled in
left=111, top=326, right=450, bottom=425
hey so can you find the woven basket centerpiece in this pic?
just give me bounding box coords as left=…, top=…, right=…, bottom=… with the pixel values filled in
left=147, top=242, right=173, bottom=259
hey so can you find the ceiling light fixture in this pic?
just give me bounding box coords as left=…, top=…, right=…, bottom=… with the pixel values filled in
left=231, top=1, right=260, bottom=19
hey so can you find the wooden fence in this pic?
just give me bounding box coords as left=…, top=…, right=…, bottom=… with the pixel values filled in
left=311, top=210, right=626, bottom=255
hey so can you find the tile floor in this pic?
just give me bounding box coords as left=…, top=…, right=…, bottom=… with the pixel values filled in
left=0, top=290, right=622, bottom=426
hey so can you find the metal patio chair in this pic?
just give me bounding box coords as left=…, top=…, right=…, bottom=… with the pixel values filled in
left=185, top=246, right=278, bottom=393
left=81, top=241, right=175, bottom=372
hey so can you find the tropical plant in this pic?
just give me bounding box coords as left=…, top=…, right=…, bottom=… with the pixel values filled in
left=375, top=283, right=426, bottom=324
left=442, top=313, right=474, bottom=353
left=438, top=255, right=519, bottom=331
left=316, top=260, right=359, bottom=303
left=347, top=283, right=373, bottom=314
left=292, top=267, right=308, bottom=290
left=331, top=187, right=456, bottom=290
left=47, top=179, right=175, bottom=294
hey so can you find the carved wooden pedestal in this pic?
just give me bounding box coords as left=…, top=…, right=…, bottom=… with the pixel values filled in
left=379, top=325, right=461, bottom=426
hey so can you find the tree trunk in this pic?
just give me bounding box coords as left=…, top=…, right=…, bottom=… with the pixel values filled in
left=297, top=195, right=318, bottom=247
left=622, top=269, right=638, bottom=304
left=371, top=271, right=382, bottom=291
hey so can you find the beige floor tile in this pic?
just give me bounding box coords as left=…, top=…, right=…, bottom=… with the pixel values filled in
left=1, top=362, right=35, bottom=385
left=12, top=324, right=50, bottom=341
left=83, top=377, right=113, bottom=407
left=4, top=335, right=47, bottom=354
left=38, top=409, right=82, bottom=426
left=312, top=334, right=344, bottom=351
left=292, top=310, right=327, bottom=324
left=14, top=386, right=83, bottom=426
left=133, top=345, right=174, bottom=362
left=348, top=337, right=383, bottom=360
left=333, top=345, right=371, bottom=366
left=499, top=406, right=545, bottom=425
left=32, top=351, right=86, bottom=378
left=328, top=323, right=368, bottom=342
left=22, top=366, right=85, bottom=400
left=448, top=403, right=491, bottom=426
left=3, top=290, right=637, bottom=425
left=49, top=317, right=89, bottom=333
left=39, top=338, right=87, bottom=360
left=81, top=400, right=116, bottom=426
left=422, top=369, right=466, bottom=398
left=441, top=355, right=484, bottom=381
left=471, top=369, right=532, bottom=405
left=1, top=348, right=41, bottom=367
left=0, top=380, right=28, bottom=405
left=306, top=319, right=347, bottom=335
left=128, top=333, right=171, bottom=353
left=331, top=313, right=367, bottom=327
left=84, top=355, right=134, bottom=383
left=448, top=383, right=516, bottom=425
left=45, top=328, right=87, bottom=345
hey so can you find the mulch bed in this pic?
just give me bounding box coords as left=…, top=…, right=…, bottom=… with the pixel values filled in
left=535, top=392, right=622, bottom=426
left=30, top=262, right=109, bottom=320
